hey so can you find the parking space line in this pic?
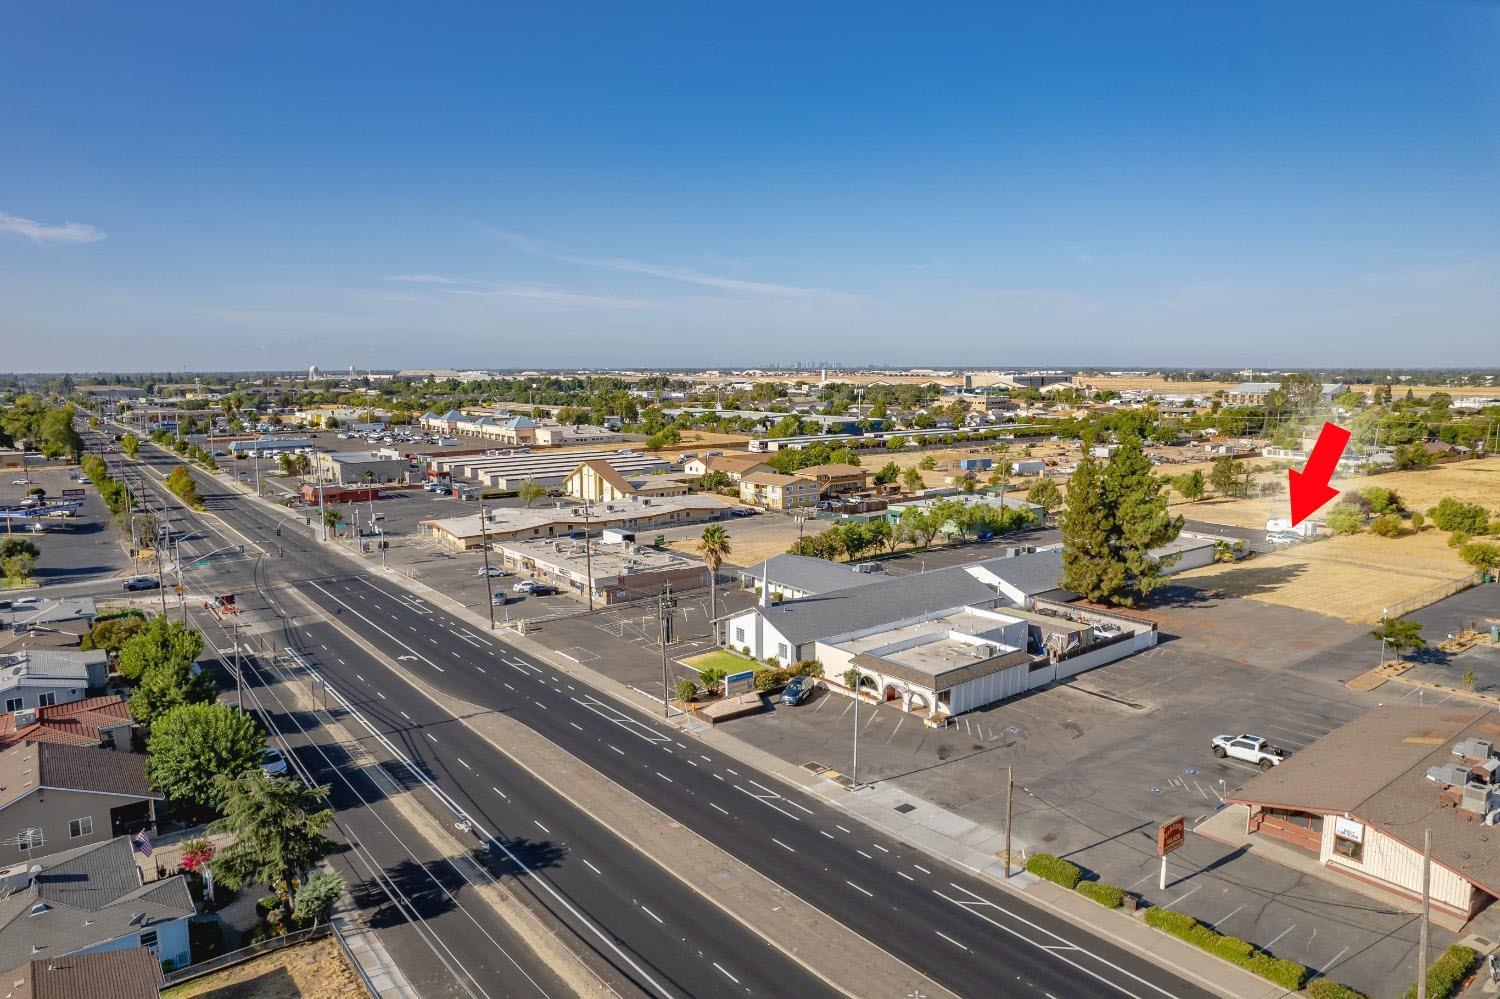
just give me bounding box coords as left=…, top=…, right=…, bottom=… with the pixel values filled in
left=1264, top=924, right=1297, bottom=949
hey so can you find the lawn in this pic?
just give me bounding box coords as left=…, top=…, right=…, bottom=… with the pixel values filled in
left=681, top=648, right=758, bottom=673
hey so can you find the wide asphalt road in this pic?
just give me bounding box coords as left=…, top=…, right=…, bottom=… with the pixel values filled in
left=111, top=427, right=1211, bottom=999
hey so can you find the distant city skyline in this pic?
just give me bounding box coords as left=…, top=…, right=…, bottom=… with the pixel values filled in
left=3, top=3, right=1497, bottom=370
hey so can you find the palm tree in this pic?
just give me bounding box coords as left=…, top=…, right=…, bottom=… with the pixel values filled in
left=696, top=525, right=733, bottom=626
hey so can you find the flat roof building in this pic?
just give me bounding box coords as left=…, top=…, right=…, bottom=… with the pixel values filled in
left=314, top=450, right=412, bottom=485
left=421, top=493, right=730, bottom=550
left=495, top=536, right=709, bottom=605
left=430, top=449, right=671, bottom=489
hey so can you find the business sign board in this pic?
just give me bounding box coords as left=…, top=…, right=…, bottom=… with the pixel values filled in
left=724, top=669, right=756, bottom=696
left=1157, top=816, right=1186, bottom=856
left=1333, top=817, right=1364, bottom=843
left=61, top=489, right=85, bottom=500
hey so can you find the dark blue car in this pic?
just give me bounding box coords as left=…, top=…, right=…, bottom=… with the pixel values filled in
left=779, top=675, right=814, bottom=705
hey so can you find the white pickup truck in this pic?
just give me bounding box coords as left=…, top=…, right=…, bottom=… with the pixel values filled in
left=1211, top=734, right=1289, bottom=770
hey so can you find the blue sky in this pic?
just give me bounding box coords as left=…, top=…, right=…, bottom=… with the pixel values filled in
left=2, top=2, right=1497, bottom=372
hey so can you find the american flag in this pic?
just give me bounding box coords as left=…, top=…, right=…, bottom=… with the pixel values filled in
left=133, top=830, right=153, bottom=857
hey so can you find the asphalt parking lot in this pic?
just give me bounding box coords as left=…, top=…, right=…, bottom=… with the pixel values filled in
left=1, top=463, right=136, bottom=589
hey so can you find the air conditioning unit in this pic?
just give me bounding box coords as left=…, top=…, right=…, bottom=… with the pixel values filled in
left=1427, top=763, right=1470, bottom=788
left=1487, top=809, right=1500, bottom=827
left=1454, top=738, right=1494, bottom=760
left=1462, top=784, right=1492, bottom=814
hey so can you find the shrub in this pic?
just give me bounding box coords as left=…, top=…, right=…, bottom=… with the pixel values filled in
left=1359, top=486, right=1403, bottom=515
left=1448, top=531, right=1472, bottom=548
left=1369, top=514, right=1404, bottom=538
left=673, top=678, right=699, bottom=703
left=1402, top=943, right=1479, bottom=999
left=1430, top=498, right=1489, bottom=535
left=698, top=667, right=727, bottom=691
left=1144, top=907, right=1309, bottom=991
left=1306, top=979, right=1368, bottom=999
left=1325, top=503, right=1365, bottom=535
left=1458, top=542, right=1500, bottom=572
left=1024, top=852, right=1083, bottom=890
left=1410, top=512, right=1425, bottom=531
left=790, top=658, right=823, bottom=677
left=1074, top=881, right=1124, bottom=908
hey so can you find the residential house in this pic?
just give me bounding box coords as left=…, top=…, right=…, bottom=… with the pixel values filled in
left=0, top=947, right=165, bottom=999
left=0, top=837, right=194, bottom=972
left=794, top=463, right=868, bottom=498
left=561, top=460, right=690, bottom=504
left=0, top=599, right=97, bottom=636
left=0, top=742, right=160, bottom=851
left=681, top=453, right=773, bottom=483
left=736, top=554, right=890, bottom=601
left=0, top=696, right=136, bottom=751
left=0, top=651, right=108, bottom=713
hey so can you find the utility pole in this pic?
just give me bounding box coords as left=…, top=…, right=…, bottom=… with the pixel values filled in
left=582, top=502, right=595, bottom=612
left=153, top=520, right=168, bottom=615
left=1418, top=827, right=1431, bottom=999
left=318, top=469, right=329, bottom=541
left=233, top=619, right=244, bottom=714
left=658, top=581, right=677, bottom=718
left=478, top=494, right=496, bottom=632
left=851, top=672, right=860, bottom=785
left=1004, top=766, right=1015, bottom=878
left=174, top=537, right=186, bottom=625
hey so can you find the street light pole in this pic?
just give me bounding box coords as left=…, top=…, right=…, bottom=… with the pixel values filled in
left=582, top=502, right=595, bottom=612
left=658, top=581, right=676, bottom=718
left=1418, top=827, right=1431, bottom=999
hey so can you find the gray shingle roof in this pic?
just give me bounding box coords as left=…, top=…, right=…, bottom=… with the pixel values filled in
left=0, top=743, right=159, bottom=810
left=965, top=548, right=1066, bottom=596
left=739, top=554, right=889, bottom=596
left=0, top=837, right=194, bottom=969
left=757, top=567, right=1000, bottom=646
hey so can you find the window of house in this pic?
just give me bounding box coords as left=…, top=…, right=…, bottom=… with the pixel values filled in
left=37, top=692, right=55, bottom=707
left=735, top=628, right=745, bottom=644
left=1332, top=834, right=1363, bottom=861
left=1331, top=817, right=1364, bottom=861
left=140, top=929, right=158, bottom=951
left=16, top=830, right=42, bottom=852
left=68, top=817, right=93, bottom=839
left=4, top=698, right=20, bottom=713
left=778, top=643, right=790, bottom=660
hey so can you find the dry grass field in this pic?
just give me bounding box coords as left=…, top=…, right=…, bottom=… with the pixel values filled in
left=1079, top=374, right=1496, bottom=399
left=1166, top=457, right=1500, bottom=623
left=162, top=934, right=364, bottom=999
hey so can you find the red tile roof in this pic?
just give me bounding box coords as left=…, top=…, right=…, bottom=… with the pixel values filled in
left=0, top=695, right=134, bottom=749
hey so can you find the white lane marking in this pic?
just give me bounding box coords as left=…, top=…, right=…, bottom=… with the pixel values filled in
left=491, top=786, right=509, bottom=801
left=913, top=864, right=931, bottom=874
left=837, top=825, right=853, bottom=834
left=898, top=871, right=915, bottom=881
left=534, top=820, right=550, bottom=835
left=503, top=682, right=515, bottom=691
left=725, top=768, right=738, bottom=776
left=570, top=722, right=584, bottom=731
left=936, top=930, right=969, bottom=951
left=820, top=830, right=835, bottom=840
left=655, top=772, right=673, bottom=783
left=355, top=674, right=364, bottom=682
left=872, top=843, right=890, bottom=852
left=377, top=691, right=387, bottom=699
left=857, top=850, right=873, bottom=859
left=609, top=745, right=625, bottom=756
left=533, top=700, right=548, bottom=710
left=400, top=711, right=411, bottom=720
left=772, top=838, right=796, bottom=853
left=426, top=733, right=437, bottom=743
left=582, top=858, right=601, bottom=875
left=337, top=658, right=346, bottom=665
left=457, top=758, right=469, bottom=769
left=734, top=784, right=801, bottom=821
left=846, top=880, right=874, bottom=898
left=710, top=803, right=729, bottom=815
left=1264, top=923, right=1297, bottom=949
left=713, top=964, right=740, bottom=986
left=641, top=905, right=663, bottom=925
left=305, top=581, right=446, bottom=672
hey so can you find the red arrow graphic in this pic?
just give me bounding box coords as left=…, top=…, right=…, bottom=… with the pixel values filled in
left=1287, top=421, right=1352, bottom=526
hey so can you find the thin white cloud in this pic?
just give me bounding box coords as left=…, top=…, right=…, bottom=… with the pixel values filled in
left=0, top=211, right=107, bottom=245
left=383, top=273, right=472, bottom=285
left=486, top=229, right=862, bottom=302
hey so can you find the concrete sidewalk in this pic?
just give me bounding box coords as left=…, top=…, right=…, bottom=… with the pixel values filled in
left=332, top=904, right=420, bottom=999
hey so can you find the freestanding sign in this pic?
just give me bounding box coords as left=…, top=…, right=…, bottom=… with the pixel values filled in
left=1156, top=815, right=1186, bottom=890
left=61, top=488, right=85, bottom=500
left=724, top=669, right=756, bottom=696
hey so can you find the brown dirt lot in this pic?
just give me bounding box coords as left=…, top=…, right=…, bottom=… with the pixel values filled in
left=162, top=935, right=365, bottom=999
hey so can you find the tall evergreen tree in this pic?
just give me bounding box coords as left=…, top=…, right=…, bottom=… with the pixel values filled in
left=1102, top=434, right=1183, bottom=603
left=1060, top=448, right=1125, bottom=602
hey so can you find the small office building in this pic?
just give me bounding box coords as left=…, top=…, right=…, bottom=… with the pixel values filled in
left=421, top=494, right=729, bottom=550
left=739, top=472, right=819, bottom=510
left=494, top=536, right=709, bottom=605
left=314, top=450, right=412, bottom=486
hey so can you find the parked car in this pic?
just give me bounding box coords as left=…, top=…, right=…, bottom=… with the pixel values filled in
left=491, top=591, right=510, bottom=606
left=476, top=565, right=508, bottom=577
left=121, top=576, right=160, bottom=591
left=730, top=508, right=756, bottom=518
left=528, top=583, right=555, bottom=596
left=780, top=675, right=815, bottom=705
left=512, top=580, right=538, bottom=593
left=1265, top=533, right=1300, bottom=546
left=10, top=596, right=40, bottom=607
left=78, top=475, right=92, bottom=484
left=1211, top=734, right=1289, bottom=770
left=260, top=746, right=289, bottom=777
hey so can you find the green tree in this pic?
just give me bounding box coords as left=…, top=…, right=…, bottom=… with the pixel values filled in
left=674, top=677, right=699, bottom=703
left=1430, top=498, right=1489, bottom=535
left=1371, top=617, right=1425, bottom=660
left=918, top=455, right=937, bottom=471
left=130, top=653, right=215, bottom=728
left=117, top=616, right=205, bottom=684
left=80, top=612, right=148, bottom=656
left=121, top=433, right=139, bottom=456
left=293, top=871, right=345, bottom=925
left=873, top=461, right=901, bottom=486
left=39, top=405, right=84, bottom=461
left=1458, top=542, right=1500, bottom=572
left=1172, top=469, right=1206, bottom=502
left=165, top=465, right=204, bottom=509
left=1026, top=479, right=1063, bottom=514
left=210, top=771, right=335, bottom=914
left=900, top=506, right=943, bottom=549
left=1325, top=503, right=1365, bottom=535
left=2, top=552, right=37, bottom=584
left=1100, top=434, right=1183, bottom=603
left=1060, top=449, right=1126, bottom=603
left=901, top=467, right=924, bottom=494
left=696, top=524, right=732, bottom=618
left=517, top=480, right=546, bottom=508
left=147, top=703, right=265, bottom=807
left=1209, top=455, right=1242, bottom=497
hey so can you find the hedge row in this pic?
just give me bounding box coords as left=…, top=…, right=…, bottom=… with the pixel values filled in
left=1025, top=853, right=1083, bottom=891
left=1402, top=944, right=1479, bottom=999
left=1307, top=979, right=1368, bottom=999
left=1074, top=881, right=1124, bottom=908
left=1143, top=907, right=1308, bottom=991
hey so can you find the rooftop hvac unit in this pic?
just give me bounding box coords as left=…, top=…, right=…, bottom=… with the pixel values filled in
left=1479, top=758, right=1500, bottom=783
left=1454, top=738, right=1494, bottom=760
left=1488, top=809, right=1500, bottom=827
left=1427, top=763, right=1470, bottom=788
left=1462, top=784, right=1492, bottom=814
